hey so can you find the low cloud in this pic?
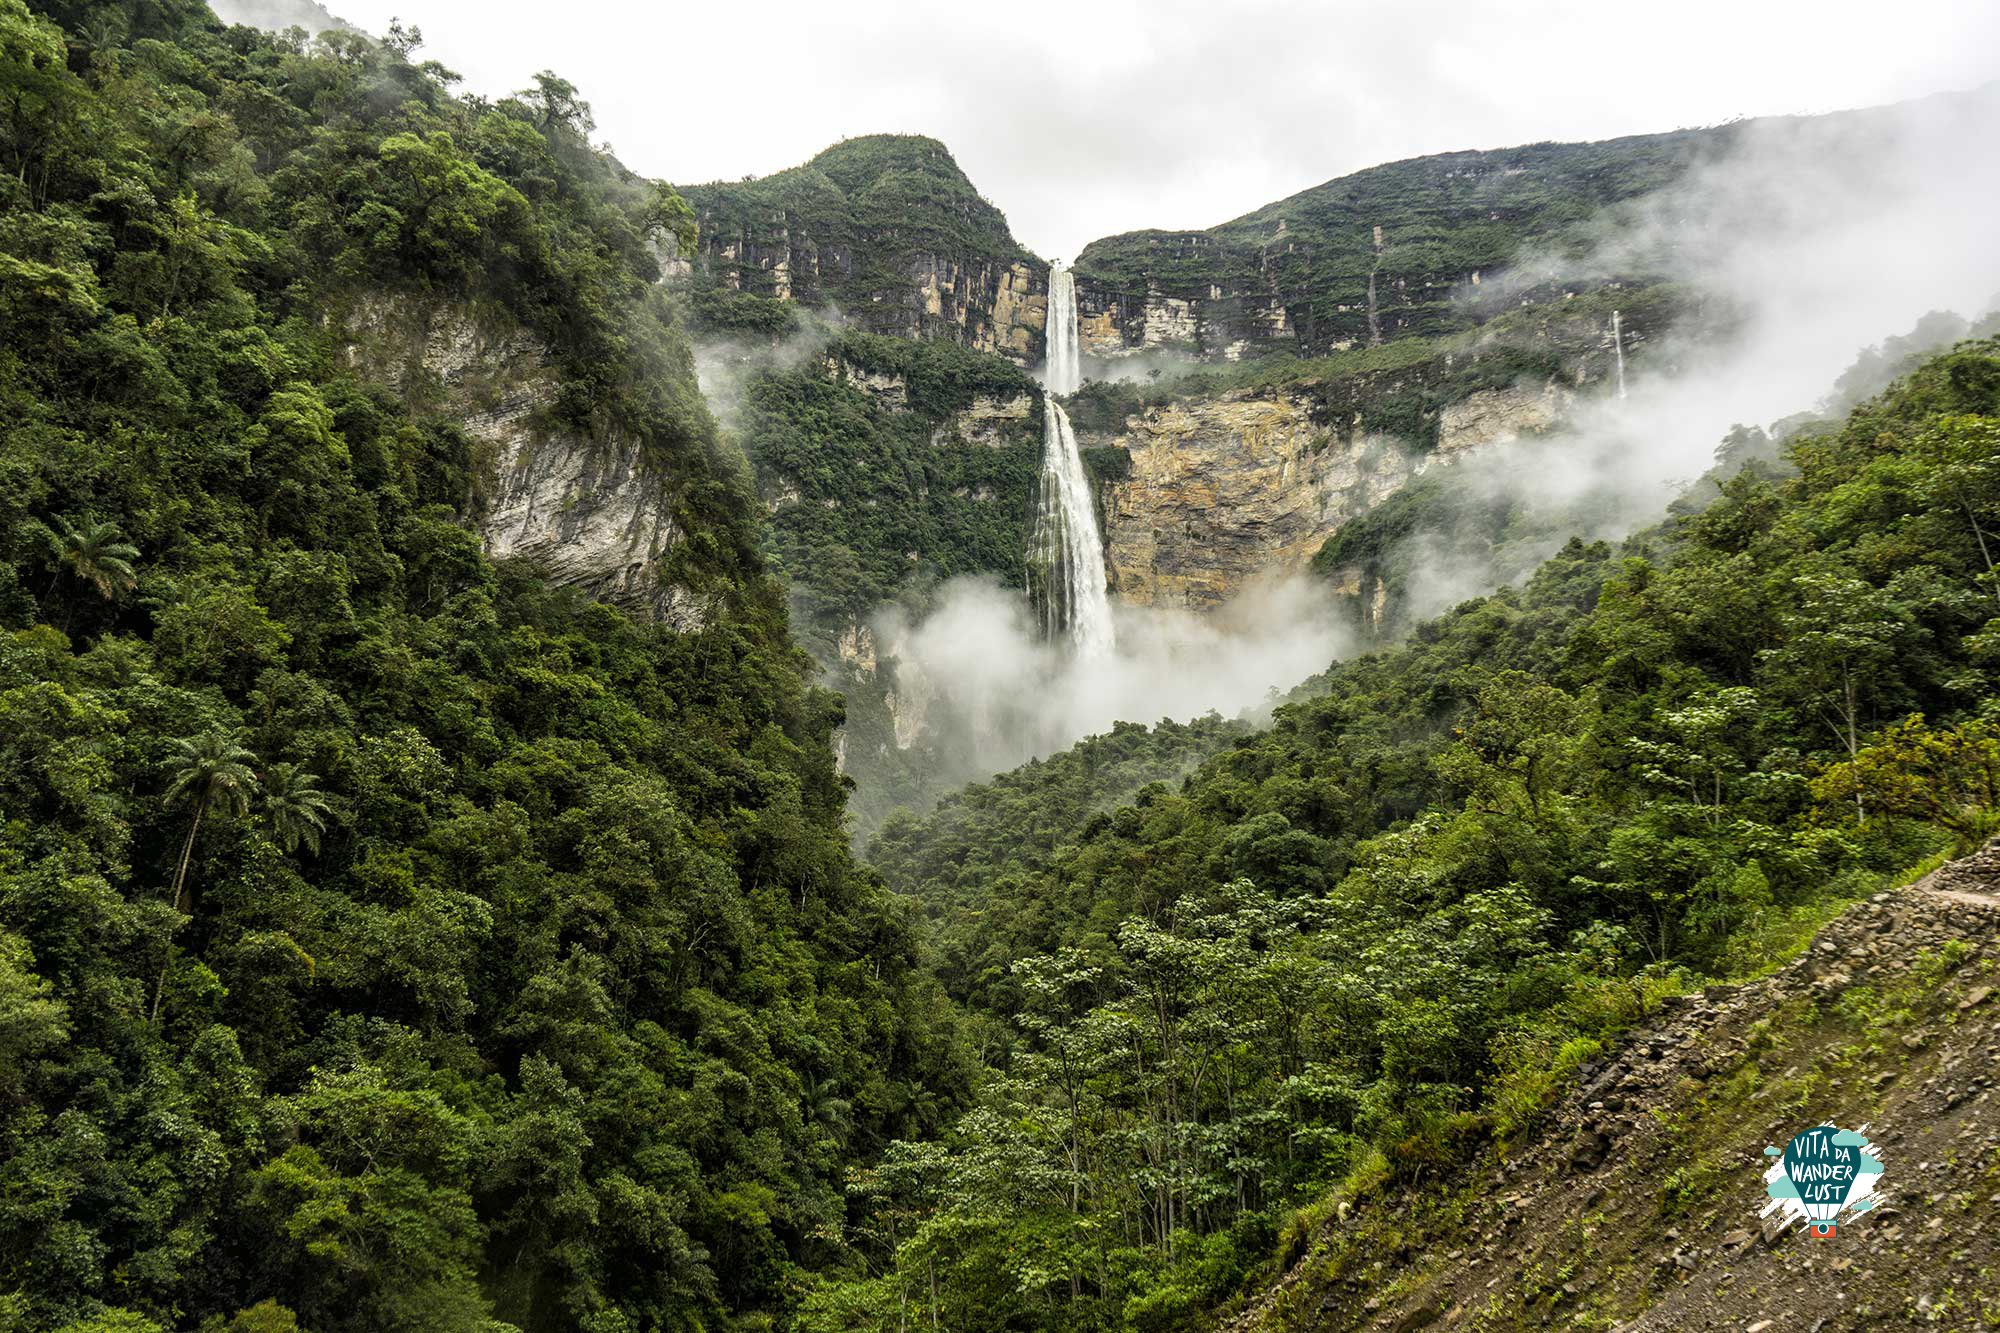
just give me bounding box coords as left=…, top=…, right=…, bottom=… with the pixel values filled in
left=1361, top=85, right=2000, bottom=618
left=873, top=572, right=1350, bottom=784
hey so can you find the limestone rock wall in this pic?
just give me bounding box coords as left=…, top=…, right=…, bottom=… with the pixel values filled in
left=1075, top=276, right=1298, bottom=365
left=1088, top=392, right=1415, bottom=610
left=696, top=219, right=1049, bottom=364
left=1087, top=378, right=1574, bottom=609
left=338, top=295, right=707, bottom=627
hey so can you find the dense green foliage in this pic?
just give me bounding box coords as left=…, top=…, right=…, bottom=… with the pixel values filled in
left=798, top=341, right=2000, bottom=1330
left=0, top=6, right=965, bottom=1332
left=1074, top=131, right=1721, bottom=355
left=9, top=7, right=2000, bottom=1333
left=677, top=136, right=1033, bottom=343
left=744, top=332, right=1044, bottom=622
left=869, top=713, right=1249, bottom=939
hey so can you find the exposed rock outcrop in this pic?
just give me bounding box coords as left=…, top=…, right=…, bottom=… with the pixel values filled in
left=1437, top=381, right=1574, bottom=452
left=676, top=136, right=1050, bottom=364
left=1087, top=392, right=1418, bottom=609
left=1080, top=373, right=1577, bottom=609
left=338, top=295, right=707, bottom=627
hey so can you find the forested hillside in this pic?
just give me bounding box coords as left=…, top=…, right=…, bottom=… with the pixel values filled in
left=795, top=339, right=2000, bottom=1330
left=0, top=4, right=962, bottom=1331
left=6, top=3, right=1999, bottom=1332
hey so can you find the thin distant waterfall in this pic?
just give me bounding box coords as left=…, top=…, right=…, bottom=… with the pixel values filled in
left=1029, top=262, right=1113, bottom=656
left=1612, top=308, right=1628, bottom=400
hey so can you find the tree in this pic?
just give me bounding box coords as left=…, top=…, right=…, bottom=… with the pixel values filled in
left=1914, top=414, right=2000, bottom=606
left=1761, top=570, right=1914, bottom=817
left=164, top=733, right=260, bottom=912
left=1811, top=714, right=2000, bottom=848
left=154, top=733, right=259, bottom=1021
left=42, top=516, right=138, bottom=615
left=261, top=762, right=332, bottom=855
left=521, top=70, right=592, bottom=135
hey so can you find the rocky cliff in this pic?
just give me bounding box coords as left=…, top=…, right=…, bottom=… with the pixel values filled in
left=338, top=294, right=710, bottom=627
left=1080, top=364, right=1581, bottom=608
left=1070, top=130, right=1723, bottom=363
left=677, top=136, right=1049, bottom=363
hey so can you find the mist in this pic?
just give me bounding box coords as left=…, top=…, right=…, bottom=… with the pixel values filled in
left=1367, top=83, right=2000, bottom=623
left=875, top=573, right=1350, bottom=782
left=716, top=86, right=2000, bottom=800
left=690, top=314, right=842, bottom=432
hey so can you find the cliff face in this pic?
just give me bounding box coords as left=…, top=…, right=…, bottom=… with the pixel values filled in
left=677, top=136, right=1049, bottom=363
left=1084, top=376, right=1575, bottom=609
left=1071, top=130, right=1722, bottom=362
left=1092, top=393, right=1413, bottom=609
left=339, top=295, right=708, bottom=627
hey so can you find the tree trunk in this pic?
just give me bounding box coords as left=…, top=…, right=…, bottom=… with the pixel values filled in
left=1958, top=497, right=1999, bottom=606
left=152, top=800, right=206, bottom=1024
left=171, top=799, right=205, bottom=914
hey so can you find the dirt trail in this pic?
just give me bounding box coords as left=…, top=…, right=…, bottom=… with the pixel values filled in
left=1224, top=844, right=2000, bottom=1333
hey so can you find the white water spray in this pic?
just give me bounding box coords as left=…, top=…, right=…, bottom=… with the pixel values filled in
left=1612, top=308, right=1628, bottom=399
left=1030, top=262, right=1113, bottom=655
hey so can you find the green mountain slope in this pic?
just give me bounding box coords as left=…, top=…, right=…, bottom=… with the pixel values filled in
left=801, top=339, right=2000, bottom=1330
left=0, top=4, right=963, bottom=1331
left=1071, top=129, right=1716, bottom=359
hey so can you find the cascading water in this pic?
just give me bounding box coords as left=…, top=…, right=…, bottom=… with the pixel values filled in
left=1029, top=261, right=1114, bottom=656
left=1612, top=308, right=1628, bottom=400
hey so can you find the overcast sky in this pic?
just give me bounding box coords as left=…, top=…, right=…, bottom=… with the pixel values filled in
left=316, top=0, right=2000, bottom=258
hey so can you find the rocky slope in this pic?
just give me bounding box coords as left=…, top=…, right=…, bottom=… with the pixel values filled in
left=1223, top=846, right=2000, bottom=1333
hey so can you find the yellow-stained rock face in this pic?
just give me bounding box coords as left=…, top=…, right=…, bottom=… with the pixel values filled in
left=1086, top=377, right=1577, bottom=609
left=1089, top=391, right=1421, bottom=610
left=1438, top=382, right=1573, bottom=452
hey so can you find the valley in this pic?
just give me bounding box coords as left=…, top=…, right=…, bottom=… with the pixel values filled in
left=1, top=4, right=1997, bottom=1333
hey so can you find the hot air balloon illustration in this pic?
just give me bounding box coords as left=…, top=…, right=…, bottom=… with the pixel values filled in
left=1765, top=1125, right=1883, bottom=1235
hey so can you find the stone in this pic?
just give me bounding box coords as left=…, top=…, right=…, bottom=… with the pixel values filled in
left=1091, top=391, right=1425, bottom=609
left=1392, top=1302, right=1445, bottom=1333
left=340, top=294, right=704, bottom=627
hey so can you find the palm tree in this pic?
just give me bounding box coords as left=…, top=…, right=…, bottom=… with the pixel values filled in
left=163, top=732, right=259, bottom=914
left=46, top=517, right=140, bottom=599
left=261, top=763, right=332, bottom=855
left=43, top=517, right=139, bottom=627
left=155, top=732, right=258, bottom=1024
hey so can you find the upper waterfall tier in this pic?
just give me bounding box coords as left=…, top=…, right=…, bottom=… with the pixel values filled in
left=1044, top=262, right=1081, bottom=397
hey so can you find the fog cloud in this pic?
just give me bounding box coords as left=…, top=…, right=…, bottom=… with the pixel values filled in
left=1366, top=84, right=2000, bottom=620
left=875, top=573, right=1349, bottom=783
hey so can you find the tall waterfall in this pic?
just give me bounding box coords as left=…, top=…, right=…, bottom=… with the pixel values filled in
left=1030, top=262, right=1113, bottom=655
left=1612, top=308, right=1628, bottom=400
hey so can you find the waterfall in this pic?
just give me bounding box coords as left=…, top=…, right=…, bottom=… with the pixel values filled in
left=1045, top=260, right=1081, bottom=396
left=1030, top=262, right=1113, bottom=655
left=1612, top=308, right=1628, bottom=400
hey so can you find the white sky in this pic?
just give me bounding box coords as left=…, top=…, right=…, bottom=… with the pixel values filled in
left=322, top=0, right=2000, bottom=258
